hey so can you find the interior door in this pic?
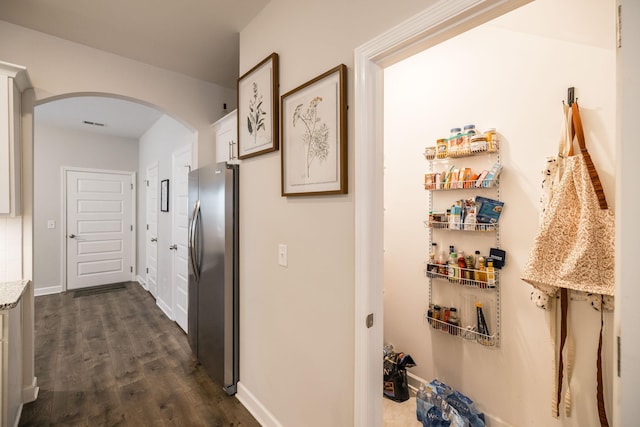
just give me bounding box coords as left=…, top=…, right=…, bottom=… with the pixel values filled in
left=66, top=169, right=133, bottom=290
left=146, top=162, right=159, bottom=297
left=172, top=146, right=191, bottom=332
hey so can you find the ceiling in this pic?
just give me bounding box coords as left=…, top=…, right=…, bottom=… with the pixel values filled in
left=0, top=0, right=271, bottom=89
left=36, top=96, right=165, bottom=140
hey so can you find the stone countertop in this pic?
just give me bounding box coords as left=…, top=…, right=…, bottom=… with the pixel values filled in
left=0, top=280, right=30, bottom=310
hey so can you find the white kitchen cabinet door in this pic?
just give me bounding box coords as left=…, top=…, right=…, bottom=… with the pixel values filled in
left=213, top=109, right=238, bottom=164
left=0, top=62, right=31, bottom=217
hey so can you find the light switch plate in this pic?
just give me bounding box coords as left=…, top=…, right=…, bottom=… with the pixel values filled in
left=278, top=244, right=288, bottom=267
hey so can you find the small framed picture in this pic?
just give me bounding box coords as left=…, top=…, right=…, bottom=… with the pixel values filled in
left=281, top=64, right=347, bottom=196
left=237, top=53, right=279, bottom=159
left=160, top=179, right=169, bottom=212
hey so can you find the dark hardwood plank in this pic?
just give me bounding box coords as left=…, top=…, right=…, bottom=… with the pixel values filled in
left=19, top=282, right=259, bottom=427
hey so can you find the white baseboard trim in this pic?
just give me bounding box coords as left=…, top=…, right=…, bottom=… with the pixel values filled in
left=34, top=285, right=62, bottom=296
left=236, top=382, right=283, bottom=427
left=13, top=403, right=22, bottom=427
left=22, top=377, right=39, bottom=403
left=136, top=275, right=147, bottom=290
left=156, top=298, right=174, bottom=320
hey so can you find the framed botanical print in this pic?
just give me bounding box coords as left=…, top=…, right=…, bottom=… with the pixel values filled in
left=281, top=64, right=347, bottom=196
left=237, top=53, right=279, bottom=159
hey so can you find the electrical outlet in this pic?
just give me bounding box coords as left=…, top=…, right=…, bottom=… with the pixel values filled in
left=278, top=244, right=288, bottom=267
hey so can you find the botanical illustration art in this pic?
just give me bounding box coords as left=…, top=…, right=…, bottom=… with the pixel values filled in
left=247, top=82, right=266, bottom=146
left=293, top=97, right=330, bottom=178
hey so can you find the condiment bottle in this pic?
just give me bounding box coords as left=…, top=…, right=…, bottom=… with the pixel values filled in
left=473, top=250, right=481, bottom=281
left=487, top=259, right=496, bottom=288
left=477, top=256, right=487, bottom=287
left=441, top=307, right=450, bottom=331
left=465, top=255, right=473, bottom=280
left=457, top=251, right=466, bottom=284
left=448, top=252, right=458, bottom=283
left=447, top=307, right=460, bottom=335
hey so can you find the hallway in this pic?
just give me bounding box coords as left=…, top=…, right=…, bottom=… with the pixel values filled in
left=19, top=282, right=259, bottom=426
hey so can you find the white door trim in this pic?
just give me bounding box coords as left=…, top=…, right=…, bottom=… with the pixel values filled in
left=353, top=1, right=531, bottom=425
left=145, top=161, right=159, bottom=296
left=61, top=166, right=137, bottom=292
left=171, top=144, right=191, bottom=333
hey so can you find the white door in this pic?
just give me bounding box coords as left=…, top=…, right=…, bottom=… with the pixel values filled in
left=66, top=169, right=134, bottom=290
left=171, top=146, right=191, bottom=332
left=146, top=162, right=159, bottom=297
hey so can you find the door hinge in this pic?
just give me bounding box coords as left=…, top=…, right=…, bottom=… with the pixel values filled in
left=366, top=313, right=374, bottom=328
left=130, top=266, right=133, bottom=273
left=146, top=267, right=149, bottom=274
left=617, top=5, right=622, bottom=48
left=130, top=225, right=133, bottom=231
left=146, top=224, right=149, bottom=230
left=617, top=335, right=621, bottom=377
left=131, top=183, right=134, bottom=190
left=146, top=180, right=149, bottom=187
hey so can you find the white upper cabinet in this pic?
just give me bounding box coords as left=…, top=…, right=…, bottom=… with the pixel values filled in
left=0, top=61, right=31, bottom=216
left=212, top=109, right=239, bottom=164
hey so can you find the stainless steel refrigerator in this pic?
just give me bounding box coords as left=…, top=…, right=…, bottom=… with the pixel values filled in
left=187, top=162, right=239, bottom=395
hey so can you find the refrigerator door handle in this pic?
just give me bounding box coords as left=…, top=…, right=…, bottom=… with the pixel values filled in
left=189, top=199, right=201, bottom=282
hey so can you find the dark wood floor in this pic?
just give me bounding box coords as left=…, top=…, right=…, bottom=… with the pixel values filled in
left=19, top=282, right=259, bottom=427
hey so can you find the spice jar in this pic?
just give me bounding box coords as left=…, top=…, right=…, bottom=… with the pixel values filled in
left=447, top=307, right=460, bottom=335
left=448, top=128, right=462, bottom=157
left=484, top=128, right=497, bottom=152
left=432, top=305, right=441, bottom=328
left=424, top=146, right=436, bottom=160
left=436, top=138, right=448, bottom=159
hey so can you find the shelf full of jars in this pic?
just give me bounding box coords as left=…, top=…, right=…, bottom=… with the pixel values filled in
left=424, top=124, right=503, bottom=348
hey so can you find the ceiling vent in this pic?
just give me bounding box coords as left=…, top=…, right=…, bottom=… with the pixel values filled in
left=83, top=120, right=105, bottom=127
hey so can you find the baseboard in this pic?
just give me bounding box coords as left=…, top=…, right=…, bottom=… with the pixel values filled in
left=13, top=403, right=22, bottom=427
left=156, top=298, right=174, bottom=320
left=136, top=275, right=147, bottom=290
left=22, top=377, right=39, bottom=403
left=236, top=382, right=283, bottom=427
left=34, top=285, right=62, bottom=296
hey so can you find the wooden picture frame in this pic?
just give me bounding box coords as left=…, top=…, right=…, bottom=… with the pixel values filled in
left=237, top=53, right=279, bottom=159
left=281, top=64, right=347, bottom=196
left=160, top=179, right=169, bottom=212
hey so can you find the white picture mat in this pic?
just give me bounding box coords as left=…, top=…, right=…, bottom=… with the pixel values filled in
left=282, top=72, right=342, bottom=194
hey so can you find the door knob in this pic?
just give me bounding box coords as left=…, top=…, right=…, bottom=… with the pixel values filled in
left=68, top=234, right=76, bottom=238
left=169, top=244, right=178, bottom=250
left=151, top=237, right=157, bottom=242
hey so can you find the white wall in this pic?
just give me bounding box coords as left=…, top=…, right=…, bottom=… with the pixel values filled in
left=137, top=115, right=195, bottom=313
left=0, top=20, right=235, bottom=289
left=237, top=0, right=434, bottom=426
left=32, top=122, right=139, bottom=294
left=383, top=3, right=615, bottom=426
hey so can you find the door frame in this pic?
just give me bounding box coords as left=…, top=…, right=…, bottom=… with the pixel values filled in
left=145, top=161, right=159, bottom=296
left=61, top=166, right=137, bottom=292
left=353, top=1, right=532, bottom=425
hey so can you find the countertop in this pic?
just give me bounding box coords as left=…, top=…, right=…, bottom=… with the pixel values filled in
left=0, top=280, right=30, bottom=310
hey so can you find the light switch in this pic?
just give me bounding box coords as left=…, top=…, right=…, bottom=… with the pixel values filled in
left=47, top=220, right=56, bottom=229
left=278, top=244, right=288, bottom=267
